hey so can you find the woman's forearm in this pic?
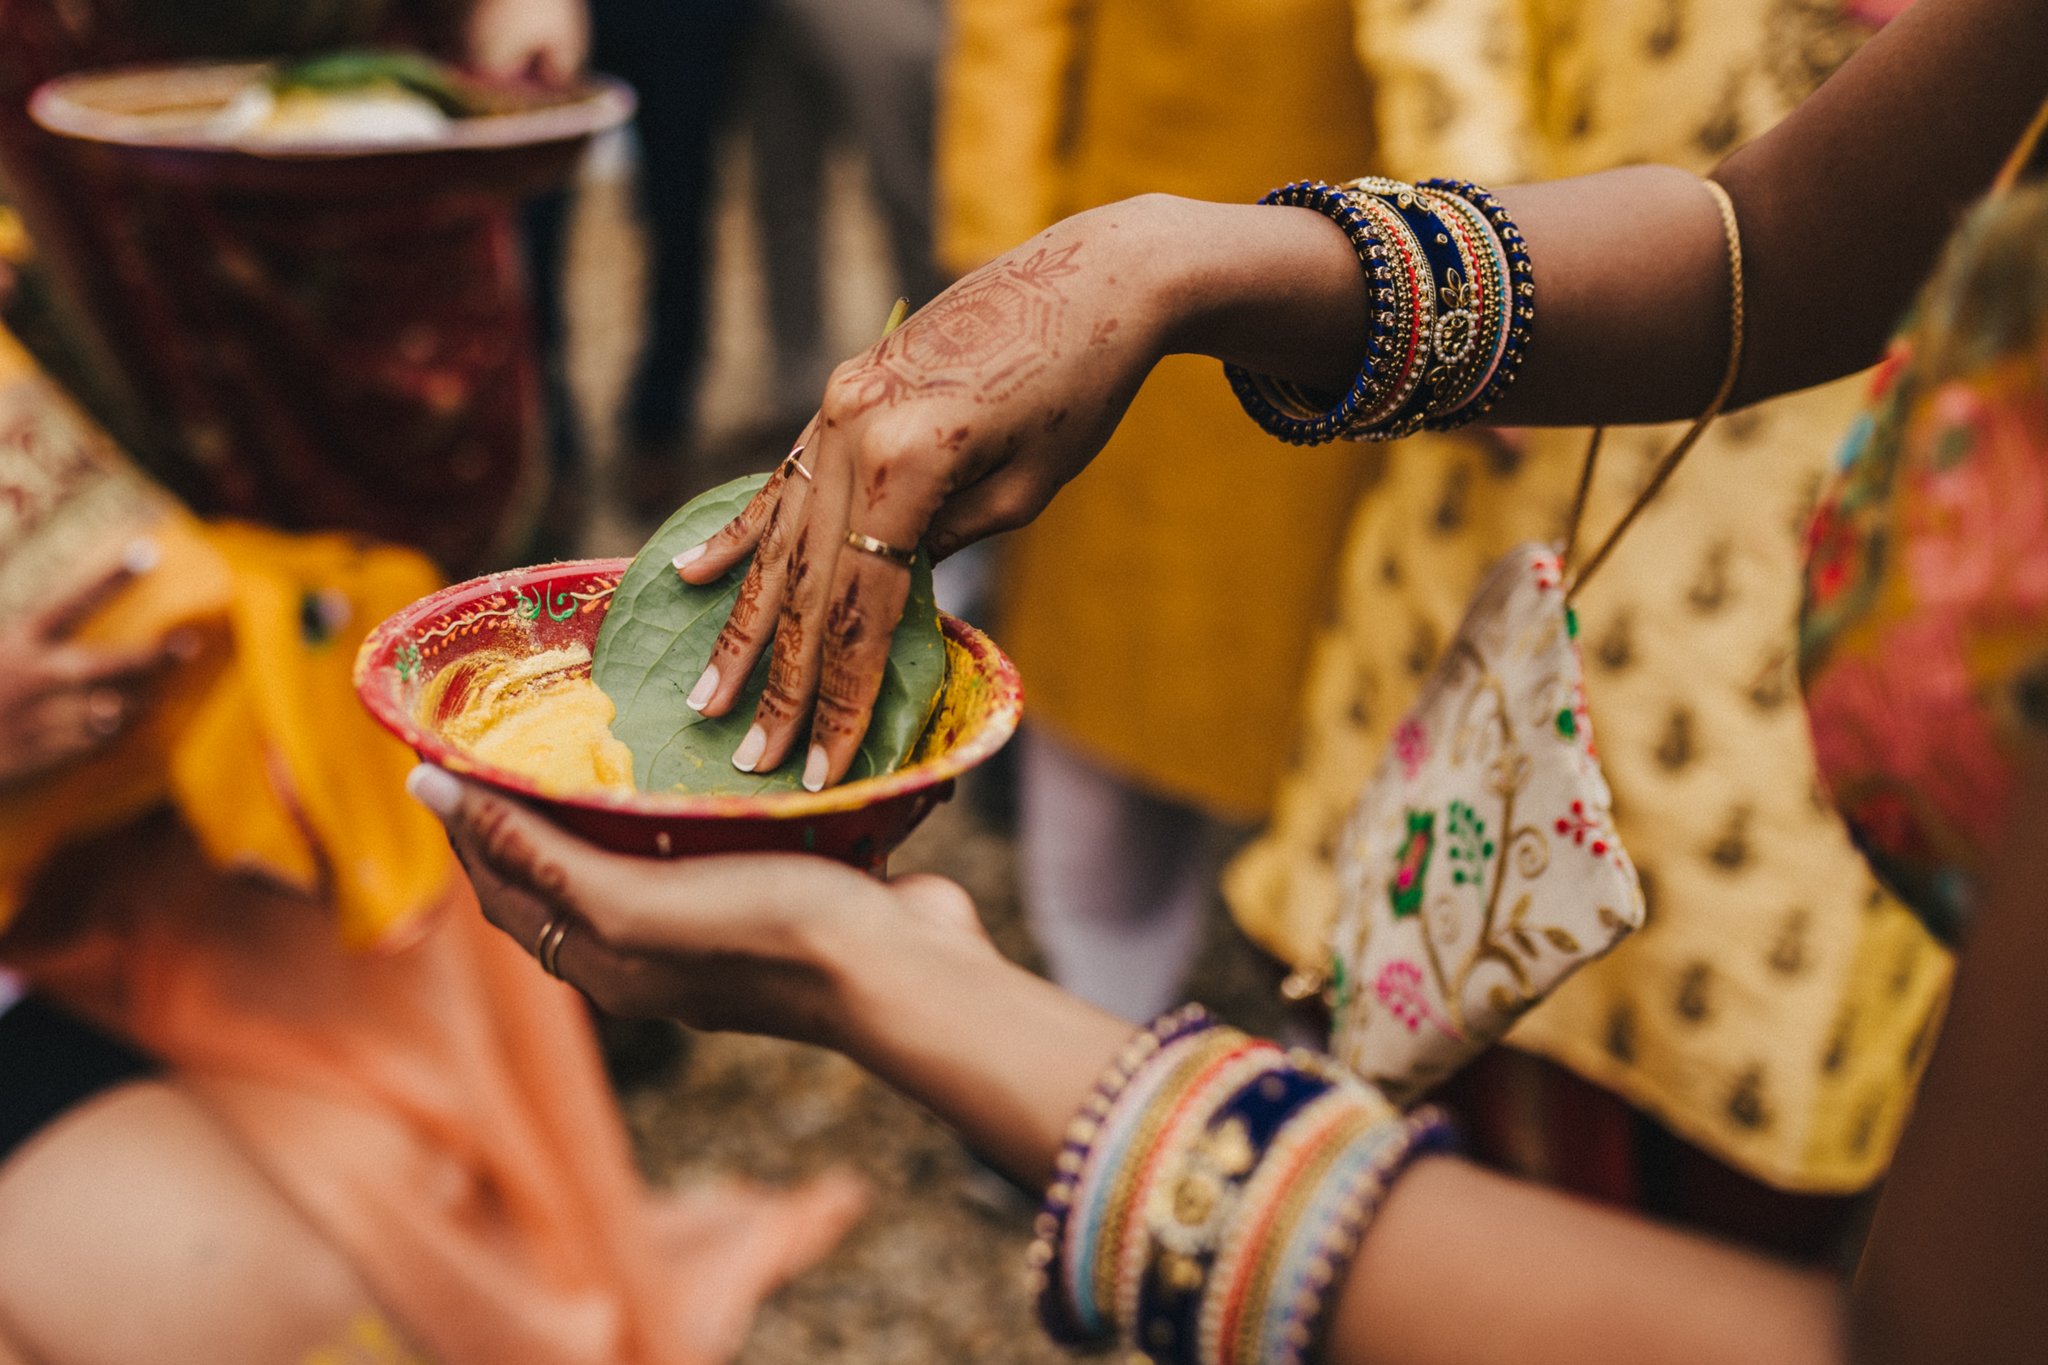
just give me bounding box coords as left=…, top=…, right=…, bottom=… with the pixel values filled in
left=1154, top=0, right=2048, bottom=428
left=816, top=914, right=1846, bottom=1365
left=1337, top=1159, right=1842, bottom=1365
left=824, top=921, right=1131, bottom=1187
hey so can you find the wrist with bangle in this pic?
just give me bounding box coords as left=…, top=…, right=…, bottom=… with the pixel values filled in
left=1226, top=174, right=1534, bottom=444
left=1029, top=1006, right=1458, bottom=1365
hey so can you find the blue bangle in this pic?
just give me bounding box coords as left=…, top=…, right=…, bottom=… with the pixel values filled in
left=1341, top=178, right=1472, bottom=440
left=1223, top=180, right=1401, bottom=446
left=1418, top=177, right=1534, bottom=426
left=1133, top=1060, right=1343, bottom=1365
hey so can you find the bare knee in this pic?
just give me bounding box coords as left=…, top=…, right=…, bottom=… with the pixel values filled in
left=0, top=1081, right=399, bottom=1365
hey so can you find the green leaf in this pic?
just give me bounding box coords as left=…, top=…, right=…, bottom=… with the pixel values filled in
left=270, top=50, right=490, bottom=117
left=592, top=474, right=946, bottom=794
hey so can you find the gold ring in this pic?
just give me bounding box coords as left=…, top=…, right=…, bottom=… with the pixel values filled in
left=780, top=444, right=813, bottom=482
left=843, top=529, right=917, bottom=567
left=534, top=914, right=571, bottom=979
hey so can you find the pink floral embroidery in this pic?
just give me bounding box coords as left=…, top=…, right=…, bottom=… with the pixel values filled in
left=1805, top=613, right=2013, bottom=859
left=1903, top=380, right=2048, bottom=620
left=1393, top=717, right=1429, bottom=781
left=1844, top=0, right=1920, bottom=26
left=1373, top=960, right=1457, bottom=1037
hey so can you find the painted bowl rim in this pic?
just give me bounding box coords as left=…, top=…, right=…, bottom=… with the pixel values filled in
left=29, top=59, right=635, bottom=161
left=353, top=557, right=1022, bottom=821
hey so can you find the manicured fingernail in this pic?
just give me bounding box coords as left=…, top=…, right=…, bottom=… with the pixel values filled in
left=166, top=628, right=203, bottom=662
left=732, top=724, right=767, bottom=772
left=686, top=665, right=718, bottom=711
left=122, top=537, right=160, bottom=575
left=672, top=543, right=707, bottom=571
left=405, top=763, right=462, bottom=817
left=802, top=744, right=829, bottom=792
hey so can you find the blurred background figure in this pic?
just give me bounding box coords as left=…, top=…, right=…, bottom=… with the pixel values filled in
left=939, top=0, right=1382, bottom=1025
left=0, top=2, right=872, bottom=1354
left=0, top=0, right=593, bottom=576
left=529, top=0, right=757, bottom=530
left=944, top=0, right=1940, bottom=1269
left=745, top=0, right=945, bottom=434
left=0, top=260, right=862, bottom=1362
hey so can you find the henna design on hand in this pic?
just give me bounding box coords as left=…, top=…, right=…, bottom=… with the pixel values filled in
left=815, top=581, right=872, bottom=741
left=836, top=242, right=1085, bottom=417
left=469, top=801, right=569, bottom=902
left=713, top=568, right=767, bottom=664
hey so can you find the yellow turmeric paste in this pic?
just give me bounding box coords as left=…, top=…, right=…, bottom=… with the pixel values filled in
left=425, top=644, right=635, bottom=796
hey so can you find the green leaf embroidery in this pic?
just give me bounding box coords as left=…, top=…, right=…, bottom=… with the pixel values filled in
left=591, top=474, right=946, bottom=794
left=1444, top=799, right=1495, bottom=889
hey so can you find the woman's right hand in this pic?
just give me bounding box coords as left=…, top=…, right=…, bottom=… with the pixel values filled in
left=0, top=543, right=191, bottom=791
left=672, top=196, right=1193, bottom=792
left=409, top=763, right=996, bottom=1044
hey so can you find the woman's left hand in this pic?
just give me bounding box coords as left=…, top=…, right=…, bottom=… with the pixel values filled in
left=407, top=764, right=993, bottom=1041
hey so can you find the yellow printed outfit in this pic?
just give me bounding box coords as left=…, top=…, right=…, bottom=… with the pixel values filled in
left=941, top=0, right=1380, bottom=821
left=1226, top=0, right=1946, bottom=1193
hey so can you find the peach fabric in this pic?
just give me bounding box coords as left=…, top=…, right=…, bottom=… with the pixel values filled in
left=16, top=843, right=865, bottom=1365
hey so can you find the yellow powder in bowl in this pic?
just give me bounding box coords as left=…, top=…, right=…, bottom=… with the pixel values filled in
left=425, top=644, right=635, bottom=796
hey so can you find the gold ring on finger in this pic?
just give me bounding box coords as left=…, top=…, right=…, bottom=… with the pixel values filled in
left=780, top=444, right=814, bottom=482
left=844, top=529, right=917, bottom=568
left=85, top=687, right=125, bottom=737
left=534, top=914, right=571, bottom=980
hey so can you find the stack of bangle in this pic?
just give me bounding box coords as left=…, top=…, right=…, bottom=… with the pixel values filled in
left=1030, top=1006, right=1458, bottom=1365
left=1226, top=175, right=1533, bottom=444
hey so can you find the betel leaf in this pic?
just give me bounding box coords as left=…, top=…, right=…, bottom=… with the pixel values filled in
left=592, top=473, right=946, bottom=794
left=269, top=50, right=493, bottom=117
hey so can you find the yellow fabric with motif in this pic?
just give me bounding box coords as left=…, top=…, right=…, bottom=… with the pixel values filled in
left=1226, top=0, right=1947, bottom=1192
left=939, top=0, right=1382, bottom=820
left=0, top=323, right=451, bottom=949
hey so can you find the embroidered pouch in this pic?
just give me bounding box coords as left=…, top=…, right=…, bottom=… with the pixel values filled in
left=1328, top=542, right=1645, bottom=1103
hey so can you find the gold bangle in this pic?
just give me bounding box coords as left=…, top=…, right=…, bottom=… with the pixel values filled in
left=843, top=529, right=918, bottom=567
left=1700, top=177, right=1746, bottom=413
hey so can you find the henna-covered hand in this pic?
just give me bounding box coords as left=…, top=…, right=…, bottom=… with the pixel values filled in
left=671, top=201, right=1184, bottom=789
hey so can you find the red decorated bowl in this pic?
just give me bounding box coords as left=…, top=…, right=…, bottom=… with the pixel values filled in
left=354, top=559, right=1022, bottom=869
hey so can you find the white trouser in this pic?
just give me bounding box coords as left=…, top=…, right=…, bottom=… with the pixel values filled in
left=1018, top=726, right=1241, bottom=1023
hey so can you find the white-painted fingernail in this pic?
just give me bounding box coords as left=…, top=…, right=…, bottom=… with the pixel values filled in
left=672, top=543, right=707, bottom=571
left=686, top=665, right=719, bottom=711
left=802, top=745, right=829, bottom=792
left=405, top=764, right=462, bottom=817
left=122, top=537, right=161, bottom=575
left=732, top=724, right=767, bottom=772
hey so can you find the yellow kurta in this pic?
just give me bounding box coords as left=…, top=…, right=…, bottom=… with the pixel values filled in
left=940, top=0, right=1381, bottom=821
left=1226, top=0, right=1947, bottom=1192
